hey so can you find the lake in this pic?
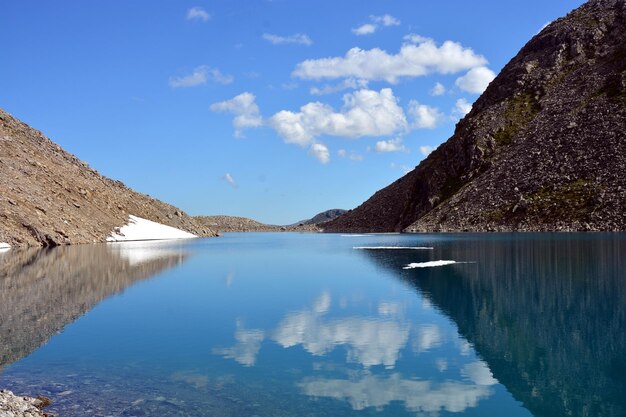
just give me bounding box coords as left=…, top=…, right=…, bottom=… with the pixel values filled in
left=0, top=232, right=625, bottom=417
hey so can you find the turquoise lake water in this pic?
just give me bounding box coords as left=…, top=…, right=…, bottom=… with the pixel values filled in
left=0, top=232, right=625, bottom=416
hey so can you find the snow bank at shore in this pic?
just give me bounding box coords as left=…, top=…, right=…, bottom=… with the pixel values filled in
left=107, top=215, right=197, bottom=242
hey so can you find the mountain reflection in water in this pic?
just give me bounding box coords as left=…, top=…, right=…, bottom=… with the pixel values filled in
left=0, top=241, right=190, bottom=370
left=358, top=233, right=626, bottom=417
left=2, top=233, right=622, bottom=417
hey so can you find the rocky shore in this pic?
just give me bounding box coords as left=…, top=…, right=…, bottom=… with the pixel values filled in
left=0, top=390, right=50, bottom=417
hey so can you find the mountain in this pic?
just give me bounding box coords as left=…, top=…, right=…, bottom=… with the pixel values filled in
left=325, top=0, right=626, bottom=233
left=194, top=215, right=322, bottom=232
left=195, top=215, right=282, bottom=232
left=0, top=109, right=217, bottom=247
left=293, top=209, right=347, bottom=226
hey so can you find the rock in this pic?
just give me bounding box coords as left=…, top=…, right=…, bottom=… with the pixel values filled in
left=325, top=0, right=626, bottom=233
left=0, top=109, right=218, bottom=247
left=0, top=390, right=50, bottom=417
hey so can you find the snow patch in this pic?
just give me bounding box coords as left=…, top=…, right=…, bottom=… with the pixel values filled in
left=403, top=260, right=474, bottom=269
left=107, top=215, right=197, bottom=242
left=0, top=242, right=10, bottom=253
left=354, top=246, right=434, bottom=250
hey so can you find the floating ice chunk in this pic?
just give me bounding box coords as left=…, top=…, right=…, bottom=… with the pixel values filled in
left=353, top=246, right=434, bottom=250
left=107, top=215, right=197, bottom=242
left=403, top=260, right=474, bottom=269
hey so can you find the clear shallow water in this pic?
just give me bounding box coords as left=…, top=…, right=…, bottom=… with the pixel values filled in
left=0, top=233, right=624, bottom=417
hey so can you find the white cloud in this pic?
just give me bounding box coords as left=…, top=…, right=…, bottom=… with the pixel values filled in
left=268, top=88, right=408, bottom=146
left=352, top=14, right=400, bottom=36
left=222, top=173, right=237, bottom=188
left=419, top=145, right=434, bottom=156
left=299, top=374, right=493, bottom=414
left=408, top=100, right=444, bottom=129
left=281, top=81, right=299, bottom=90
left=186, top=7, right=210, bottom=21
left=337, top=149, right=364, bottom=161
left=169, top=66, right=233, bottom=88
left=403, top=33, right=430, bottom=44
left=210, top=92, right=263, bottom=137
left=309, top=143, right=330, bottom=164
left=455, top=66, right=496, bottom=94
left=352, top=23, right=377, bottom=35
left=372, top=14, right=401, bottom=27
left=453, top=98, right=473, bottom=118
left=293, top=37, right=487, bottom=83
left=310, top=78, right=368, bottom=96
left=430, top=82, right=446, bottom=96
left=262, top=33, right=313, bottom=46
left=390, top=162, right=412, bottom=174
left=375, top=137, right=407, bottom=153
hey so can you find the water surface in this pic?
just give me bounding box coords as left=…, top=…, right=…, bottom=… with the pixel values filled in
left=0, top=233, right=624, bottom=416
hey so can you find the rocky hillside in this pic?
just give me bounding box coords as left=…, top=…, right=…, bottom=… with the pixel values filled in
left=325, top=0, right=626, bottom=233
left=0, top=109, right=217, bottom=247
left=194, top=215, right=320, bottom=233
left=293, top=209, right=347, bottom=226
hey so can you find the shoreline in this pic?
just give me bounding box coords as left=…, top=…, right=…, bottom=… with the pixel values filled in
left=0, top=390, right=50, bottom=417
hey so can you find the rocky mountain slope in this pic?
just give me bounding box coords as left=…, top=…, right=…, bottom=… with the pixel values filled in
left=194, top=215, right=320, bottom=233
left=0, top=109, right=217, bottom=247
left=293, top=209, right=347, bottom=226
left=325, top=0, right=626, bottom=233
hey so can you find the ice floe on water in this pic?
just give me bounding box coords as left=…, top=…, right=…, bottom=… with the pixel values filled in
left=107, top=215, right=197, bottom=242
left=353, top=246, right=434, bottom=250
left=403, top=260, right=474, bottom=269
left=340, top=234, right=370, bottom=237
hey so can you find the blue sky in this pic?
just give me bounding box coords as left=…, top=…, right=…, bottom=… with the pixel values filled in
left=1, top=0, right=585, bottom=224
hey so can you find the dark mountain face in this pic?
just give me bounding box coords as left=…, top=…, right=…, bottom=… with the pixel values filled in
left=299, top=209, right=347, bottom=225
left=325, top=0, right=626, bottom=233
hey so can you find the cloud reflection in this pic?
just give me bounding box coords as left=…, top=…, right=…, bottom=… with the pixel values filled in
left=273, top=293, right=409, bottom=368
left=413, top=324, right=443, bottom=353
left=213, top=321, right=265, bottom=367
left=299, top=373, right=492, bottom=414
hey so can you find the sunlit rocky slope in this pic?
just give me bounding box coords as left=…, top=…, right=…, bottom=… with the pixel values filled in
left=325, top=0, right=626, bottom=233
left=0, top=109, right=217, bottom=247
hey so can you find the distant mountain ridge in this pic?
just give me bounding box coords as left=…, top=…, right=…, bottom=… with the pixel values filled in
left=325, top=0, right=626, bottom=233
left=0, top=109, right=217, bottom=247
left=195, top=209, right=346, bottom=233
left=293, top=209, right=347, bottom=226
